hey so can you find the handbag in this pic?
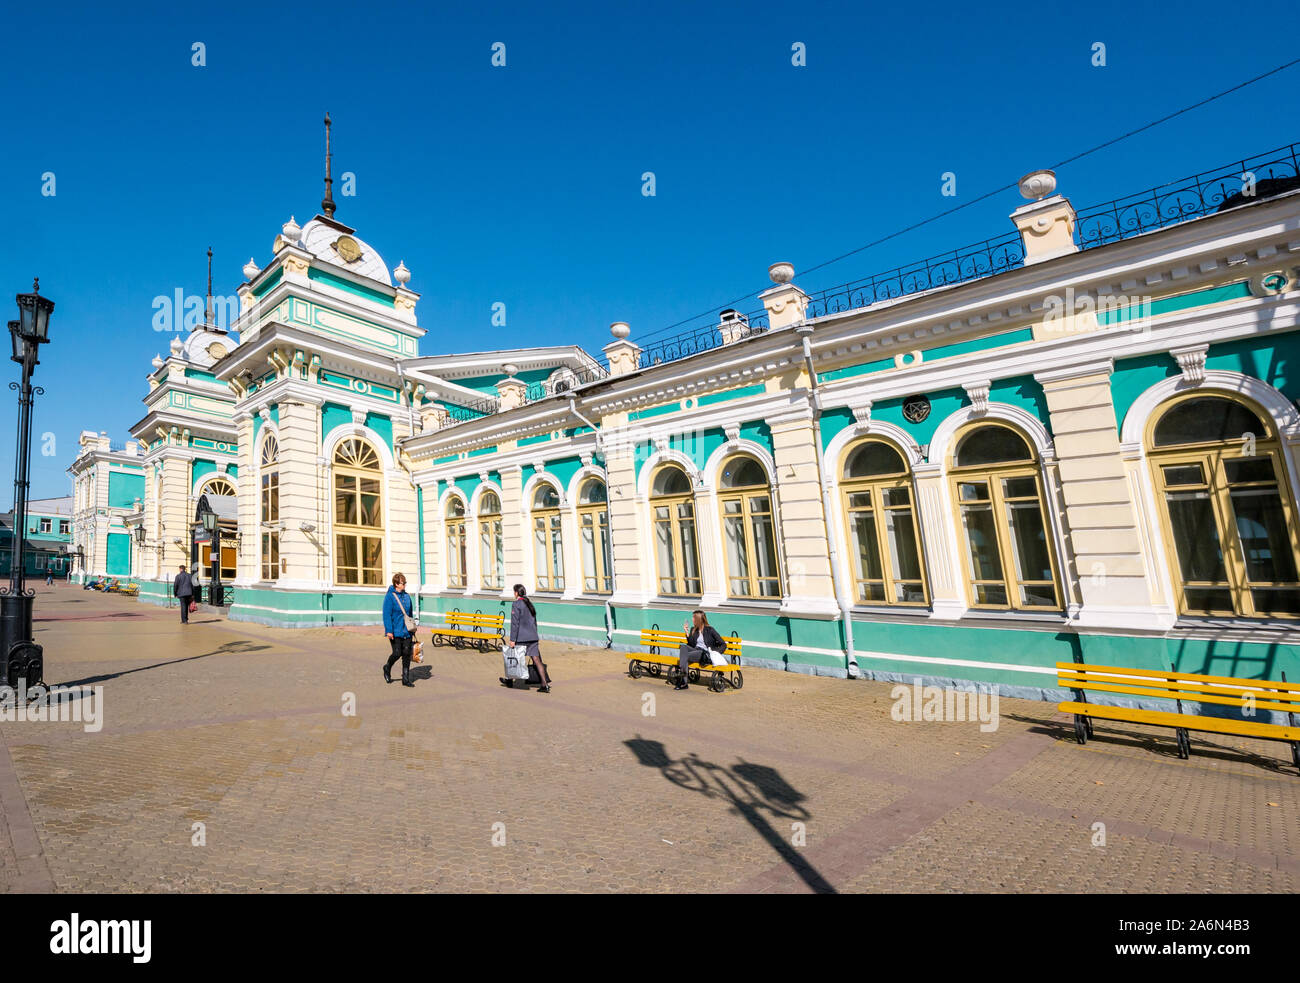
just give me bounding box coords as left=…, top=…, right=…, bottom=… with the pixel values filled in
left=412, top=640, right=423, bottom=664
left=503, top=643, right=530, bottom=680
left=188, top=601, right=198, bottom=614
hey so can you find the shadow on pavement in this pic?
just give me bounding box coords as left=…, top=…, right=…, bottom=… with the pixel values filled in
left=57, top=640, right=272, bottom=687
left=624, top=736, right=836, bottom=894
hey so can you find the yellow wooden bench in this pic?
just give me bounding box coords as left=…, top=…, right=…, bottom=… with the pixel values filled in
left=627, top=627, right=743, bottom=692
left=429, top=610, right=506, bottom=652
left=1057, top=661, right=1300, bottom=771
left=118, top=582, right=140, bottom=597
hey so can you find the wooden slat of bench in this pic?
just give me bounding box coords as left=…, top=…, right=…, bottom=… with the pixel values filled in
left=1058, top=676, right=1300, bottom=715
left=639, top=633, right=741, bottom=656
left=1055, top=661, right=1300, bottom=693
left=433, top=628, right=502, bottom=638
left=1059, top=701, right=1300, bottom=742
left=628, top=653, right=740, bottom=672
left=446, top=616, right=504, bottom=625
left=1058, top=669, right=1300, bottom=705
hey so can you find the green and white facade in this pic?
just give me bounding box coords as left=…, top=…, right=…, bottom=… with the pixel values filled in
left=90, top=150, right=1300, bottom=701
left=68, top=434, right=145, bottom=580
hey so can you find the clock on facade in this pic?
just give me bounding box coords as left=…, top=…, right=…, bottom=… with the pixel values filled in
left=334, top=235, right=362, bottom=263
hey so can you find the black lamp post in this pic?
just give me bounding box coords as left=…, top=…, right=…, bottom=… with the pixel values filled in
left=201, top=505, right=222, bottom=607
left=1, top=280, right=54, bottom=692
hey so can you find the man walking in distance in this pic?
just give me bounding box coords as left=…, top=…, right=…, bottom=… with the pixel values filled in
left=174, top=563, right=195, bottom=624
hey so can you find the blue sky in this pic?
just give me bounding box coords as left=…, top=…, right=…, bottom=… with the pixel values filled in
left=2, top=0, right=1297, bottom=500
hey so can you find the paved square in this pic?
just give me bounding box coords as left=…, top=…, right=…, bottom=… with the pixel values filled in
left=2, top=584, right=1297, bottom=893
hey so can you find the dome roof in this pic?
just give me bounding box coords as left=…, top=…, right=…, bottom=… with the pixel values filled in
left=297, top=217, right=391, bottom=286
left=181, top=327, right=234, bottom=367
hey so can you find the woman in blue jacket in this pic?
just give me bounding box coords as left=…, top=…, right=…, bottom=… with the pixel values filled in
left=383, top=572, right=416, bottom=688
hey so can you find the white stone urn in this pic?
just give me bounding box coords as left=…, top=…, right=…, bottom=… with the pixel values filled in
left=768, top=262, right=795, bottom=284
left=1017, top=170, right=1057, bottom=200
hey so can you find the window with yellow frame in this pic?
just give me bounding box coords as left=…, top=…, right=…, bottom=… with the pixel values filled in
left=651, top=464, right=701, bottom=596
left=478, top=491, right=503, bottom=590
left=445, top=496, right=467, bottom=589
left=950, top=423, right=1061, bottom=611
left=532, top=482, right=565, bottom=591
left=577, top=478, right=613, bottom=594
left=1147, top=393, right=1300, bottom=618
left=259, top=434, right=279, bottom=581
left=333, top=438, right=384, bottom=586
left=839, top=438, right=928, bottom=605
left=718, top=454, right=781, bottom=599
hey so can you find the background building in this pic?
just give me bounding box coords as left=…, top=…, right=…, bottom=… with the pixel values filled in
left=67, top=433, right=145, bottom=580
left=0, top=495, right=73, bottom=578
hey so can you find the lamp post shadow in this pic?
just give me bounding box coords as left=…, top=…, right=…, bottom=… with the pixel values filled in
left=624, top=736, right=836, bottom=894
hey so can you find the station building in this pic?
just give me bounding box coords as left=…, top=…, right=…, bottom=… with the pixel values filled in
left=77, top=136, right=1300, bottom=697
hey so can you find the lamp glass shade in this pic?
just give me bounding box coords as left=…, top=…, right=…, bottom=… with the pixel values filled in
left=16, top=290, right=53, bottom=342
left=201, top=509, right=217, bottom=532
left=134, top=526, right=145, bottom=544
left=8, top=321, right=20, bottom=362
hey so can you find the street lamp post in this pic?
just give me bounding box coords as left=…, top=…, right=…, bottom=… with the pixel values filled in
left=0, top=280, right=54, bottom=692
left=201, top=505, right=222, bottom=607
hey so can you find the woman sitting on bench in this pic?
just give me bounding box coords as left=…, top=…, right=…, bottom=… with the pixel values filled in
left=674, top=610, right=725, bottom=691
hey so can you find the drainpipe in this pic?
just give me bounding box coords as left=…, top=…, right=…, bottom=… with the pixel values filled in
left=569, top=396, right=614, bottom=646
left=795, top=323, right=860, bottom=679
left=395, top=361, right=422, bottom=620
left=567, top=397, right=603, bottom=454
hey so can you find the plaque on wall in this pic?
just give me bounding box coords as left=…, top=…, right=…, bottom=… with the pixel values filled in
left=902, top=395, right=931, bottom=424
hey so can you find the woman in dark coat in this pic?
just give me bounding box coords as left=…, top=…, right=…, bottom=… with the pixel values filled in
left=504, top=584, right=551, bottom=693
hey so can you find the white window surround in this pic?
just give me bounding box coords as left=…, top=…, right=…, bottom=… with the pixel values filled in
left=924, top=402, right=1074, bottom=623
left=565, top=465, right=613, bottom=600
left=1118, top=369, right=1300, bottom=629
left=469, top=480, right=506, bottom=596
left=318, top=428, right=393, bottom=593
left=822, top=418, right=929, bottom=617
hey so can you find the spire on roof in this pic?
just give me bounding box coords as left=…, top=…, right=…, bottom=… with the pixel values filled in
left=322, top=112, right=336, bottom=219
left=204, top=246, right=215, bottom=328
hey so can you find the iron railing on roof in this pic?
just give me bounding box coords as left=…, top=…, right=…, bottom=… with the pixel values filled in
left=442, top=396, right=499, bottom=424
left=635, top=310, right=771, bottom=368
left=804, top=231, right=1026, bottom=321
left=520, top=360, right=613, bottom=406
left=431, top=139, right=1300, bottom=431
left=1073, top=140, right=1300, bottom=248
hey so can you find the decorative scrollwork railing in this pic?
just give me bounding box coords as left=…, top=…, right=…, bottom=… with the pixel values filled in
left=804, top=231, right=1027, bottom=321
left=520, top=360, right=613, bottom=406
left=1073, top=141, right=1300, bottom=249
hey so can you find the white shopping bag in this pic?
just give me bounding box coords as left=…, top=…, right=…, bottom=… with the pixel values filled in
left=503, top=644, right=530, bottom=680
left=706, top=648, right=728, bottom=667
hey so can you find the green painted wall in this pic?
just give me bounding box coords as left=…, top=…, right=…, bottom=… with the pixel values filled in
left=192, top=459, right=217, bottom=486
left=105, top=533, right=132, bottom=576
left=820, top=374, right=1050, bottom=452
left=633, top=421, right=776, bottom=482
left=321, top=402, right=351, bottom=442
left=1112, top=332, right=1300, bottom=431
left=107, top=471, right=145, bottom=508
left=364, top=412, right=394, bottom=452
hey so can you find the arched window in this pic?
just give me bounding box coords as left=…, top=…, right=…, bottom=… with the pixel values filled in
left=532, top=482, right=565, bottom=591
left=333, top=438, right=384, bottom=586
left=840, top=439, right=927, bottom=605
left=479, top=491, right=503, bottom=591
left=201, top=475, right=237, bottom=498
left=718, top=455, right=780, bottom=598
left=651, top=464, right=700, bottom=596
left=446, top=496, right=467, bottom=589
left=260, top=435, right=279, bottom=581
left=950, top=423, right=1060, bottom=610
left=578, top=478, right=613, bottom=594
left=1148, top=394, right=1300, bottom=618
